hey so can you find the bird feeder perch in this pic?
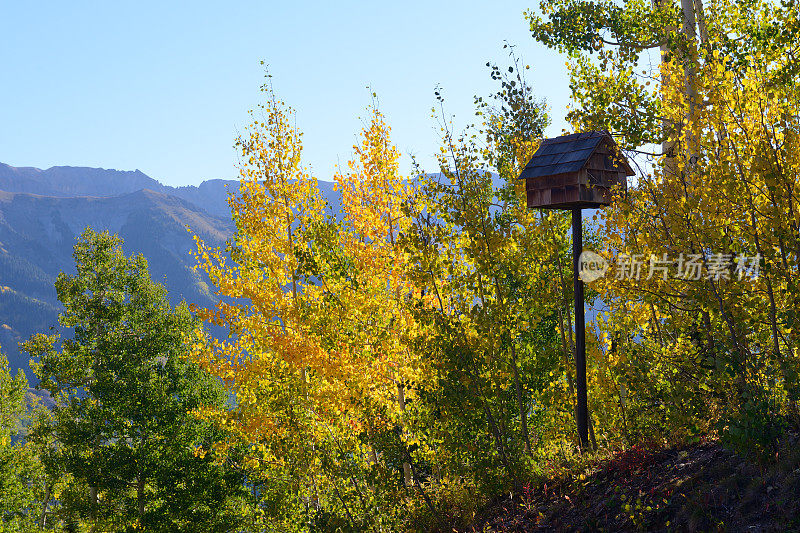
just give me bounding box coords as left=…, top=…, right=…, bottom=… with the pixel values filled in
left=518, top=131, right=633, bottom=451
left=519, top=131, right=633, bottom=209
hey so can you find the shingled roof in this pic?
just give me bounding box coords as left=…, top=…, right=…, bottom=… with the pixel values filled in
left=519, top=131, right=631, bottom=180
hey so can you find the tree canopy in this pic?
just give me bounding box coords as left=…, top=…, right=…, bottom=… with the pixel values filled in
left=22, top=229, right=250, bottom=532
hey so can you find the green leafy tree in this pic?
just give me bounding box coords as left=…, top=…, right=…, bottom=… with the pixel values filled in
left=22, top=229, right=250, bottom=532
left=0, top=349, right=48, bottom=532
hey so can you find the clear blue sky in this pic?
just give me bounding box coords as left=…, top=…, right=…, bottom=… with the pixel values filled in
left=1, top=1, right=570, bottom=187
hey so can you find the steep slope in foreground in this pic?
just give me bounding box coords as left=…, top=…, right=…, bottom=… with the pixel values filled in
left=462, top=437, right=800, bottom=532
left=0, top=189, right=234, bottom=376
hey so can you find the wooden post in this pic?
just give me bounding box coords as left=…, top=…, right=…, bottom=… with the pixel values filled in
left=572, top=207, right=589, bottom=450
left=519, top=132, right=633, bottom=450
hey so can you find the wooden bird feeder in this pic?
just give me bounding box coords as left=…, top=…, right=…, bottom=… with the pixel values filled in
left=518, top=131, right=633, bottom=451
left=519, top=131, right=633, bottom=209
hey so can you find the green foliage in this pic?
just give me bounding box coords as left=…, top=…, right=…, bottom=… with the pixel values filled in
left=527, top=0, right=677, bottom=146
left=22, top=229, right=250, bottom=532
left=0, top=350, right=47, bottom=532
left=720, top=384, right=787, bottom=461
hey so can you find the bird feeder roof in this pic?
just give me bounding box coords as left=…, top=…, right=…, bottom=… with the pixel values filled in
left=519, top=131, right=634, bottom=180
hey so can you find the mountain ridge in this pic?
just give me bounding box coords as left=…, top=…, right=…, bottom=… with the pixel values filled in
left=0, top=163, right=242, bottom=378
left=0, top=162, right=240, bottom=218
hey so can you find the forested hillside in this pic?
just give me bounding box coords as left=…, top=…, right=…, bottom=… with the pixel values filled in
left=0, top=186, right=233, bottom=376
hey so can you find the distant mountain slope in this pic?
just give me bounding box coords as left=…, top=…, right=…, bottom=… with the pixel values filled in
left=0, top=161, right=348, bottom=378
left=0, top=162, right=238, bottom=218
left=0, top=163, right=165, bottom=198
left=0, top=162, right=345, bottom=219
left=0, top=188, right=234, bottom=377
left=172, top=179, right=237, bottom=219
